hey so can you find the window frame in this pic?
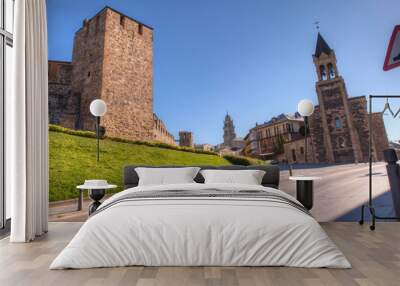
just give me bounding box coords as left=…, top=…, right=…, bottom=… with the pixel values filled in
left=319, top=65, right=327, bottom=80
left=0, top=0, right=14, bottom=231
left=335, top=117, right=341, bottom=129
left=338, top=136, right=346, bottom=149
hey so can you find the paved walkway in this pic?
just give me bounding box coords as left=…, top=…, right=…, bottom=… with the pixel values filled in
left=280, top=162, right=392, bottom=221
left=49, top=162, right=393, bottom=222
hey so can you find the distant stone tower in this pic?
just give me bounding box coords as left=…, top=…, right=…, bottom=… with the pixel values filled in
left=223, top=113, right=236, bottom=147
left=310, top=33, right=367, bottom=163
left=179, top=131, right=194, bottom=147
left=66, top=7, right=154, bottom=140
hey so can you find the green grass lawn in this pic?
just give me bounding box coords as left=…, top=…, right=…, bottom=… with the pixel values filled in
left=49, top=131, right=231, bottom=201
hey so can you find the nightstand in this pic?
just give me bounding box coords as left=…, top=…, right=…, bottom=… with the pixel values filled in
left=77, top=181, right=117, bottom=214
left=289, top=176, right=321, bottom=210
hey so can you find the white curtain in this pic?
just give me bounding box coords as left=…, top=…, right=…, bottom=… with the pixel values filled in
left=8, top=0, right=49, bottom=242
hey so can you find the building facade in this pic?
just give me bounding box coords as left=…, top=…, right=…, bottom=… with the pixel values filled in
left=283, top=137, right=313, bottom=164
left=248, top=113, right=305, bottom=160
left=194, top=144, right=214, bottom=152
left=309, top=33, right=388, bottom=163
left=48, top=6, right=175, bottom=145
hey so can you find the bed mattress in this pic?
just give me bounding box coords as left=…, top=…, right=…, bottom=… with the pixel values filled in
left=50, top=183, right=350, bottom=269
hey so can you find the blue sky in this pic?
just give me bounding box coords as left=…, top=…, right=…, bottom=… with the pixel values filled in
left=47, top=0, right=400, bottom=145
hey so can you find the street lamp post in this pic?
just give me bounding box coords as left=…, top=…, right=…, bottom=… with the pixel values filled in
left=297, top=99, right=314, bottom=163
left=89, top=99, right=107, bottom=162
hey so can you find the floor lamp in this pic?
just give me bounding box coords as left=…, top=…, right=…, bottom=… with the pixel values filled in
left=90, top=99, right=107, bottom=162
left=297, top=99, right=314, bottom=163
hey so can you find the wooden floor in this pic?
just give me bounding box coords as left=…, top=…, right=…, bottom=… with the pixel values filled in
left=0, top=222, right=399, bottom=286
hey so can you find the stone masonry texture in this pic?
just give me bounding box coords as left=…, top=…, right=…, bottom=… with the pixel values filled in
left=48, top=7, right=175, bottom=144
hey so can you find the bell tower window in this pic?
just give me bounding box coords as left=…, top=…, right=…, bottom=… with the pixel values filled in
left=328, top=63, right=336, bottom=78
left=320, top=65, right=327, bottom=80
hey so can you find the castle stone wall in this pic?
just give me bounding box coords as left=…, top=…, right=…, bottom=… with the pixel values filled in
left=69, top=12, right=107, bottom=131
left=100, top=8, right=154, bottom=141
left=49, top=7, right=175, bottom=145
left=48, top=61, right=74, bottom=126
left=153, top=114, right=175, bottom=145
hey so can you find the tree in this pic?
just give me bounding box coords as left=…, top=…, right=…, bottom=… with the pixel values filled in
left=274, top=135, right=285, bottom=154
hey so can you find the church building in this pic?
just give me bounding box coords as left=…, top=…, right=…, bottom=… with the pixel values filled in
left=223, top=113, right=236, bottom=147
left=309, top=33, right=388, bottom=163
left=216, top=113, right=244, bottom=154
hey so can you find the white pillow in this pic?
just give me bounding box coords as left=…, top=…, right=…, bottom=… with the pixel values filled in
left=135, top=167, right=200, bottom=186
left=200, top=169, right=266, bottom=185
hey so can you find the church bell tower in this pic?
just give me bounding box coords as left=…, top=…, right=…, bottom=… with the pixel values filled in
left=223, top=113, right=236, bottom=147
left=311, top=33, right=363, bottom=163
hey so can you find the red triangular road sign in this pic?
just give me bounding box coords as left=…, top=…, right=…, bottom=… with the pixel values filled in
left=383, top=25, right=400, bottom=71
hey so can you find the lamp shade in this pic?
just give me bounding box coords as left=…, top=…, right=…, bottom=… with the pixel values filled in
left=90, top=99, right=107, bottom=117
left=297, top=99, right=314, bottom=117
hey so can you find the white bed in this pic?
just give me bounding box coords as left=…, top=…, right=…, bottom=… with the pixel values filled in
left=50, top=183, right=351, bottom=269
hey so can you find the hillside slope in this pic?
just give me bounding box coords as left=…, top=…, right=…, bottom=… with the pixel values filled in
left=49, top=131, right=231, bottom=201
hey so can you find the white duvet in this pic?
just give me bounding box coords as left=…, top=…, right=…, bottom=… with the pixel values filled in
left=50, top=183, right=351, bottom=269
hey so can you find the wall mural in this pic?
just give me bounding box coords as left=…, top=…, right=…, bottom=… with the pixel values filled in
left=47, top=3, right=400, bottom=224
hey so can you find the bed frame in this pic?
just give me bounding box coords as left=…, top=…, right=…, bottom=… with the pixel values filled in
left=123, top=165, right=280, bottom=190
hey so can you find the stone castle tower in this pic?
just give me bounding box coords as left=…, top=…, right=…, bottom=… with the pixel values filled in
left=309, top=33, right=388, bottom=163
left=48, top=6, right=175, bottom=145
left=72, top=7, right=154, bottom=140
left=223, top=113, right=236, bottom=147
left=179, top=131, right=194, bottom=147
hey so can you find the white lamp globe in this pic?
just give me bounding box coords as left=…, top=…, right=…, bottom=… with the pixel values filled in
left=297, top=99, right=314, bottom=117
left=90, top=99, right=107, bottom=117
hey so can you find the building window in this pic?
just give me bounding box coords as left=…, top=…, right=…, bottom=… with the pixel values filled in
left=328, top=63, right=336, bottom=78
left=335, top=117, right=341, bottom=129
left=300, top=147, right=304, bottom=154
left=292, top=149, right=297, bottom=162
left=87, top=71, right=91, bottom=77
left=138, top=24, right=143, bottom=35
left=320, top=65, right=327, bottom=80
left=338, top=137, right=346, bottom=148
